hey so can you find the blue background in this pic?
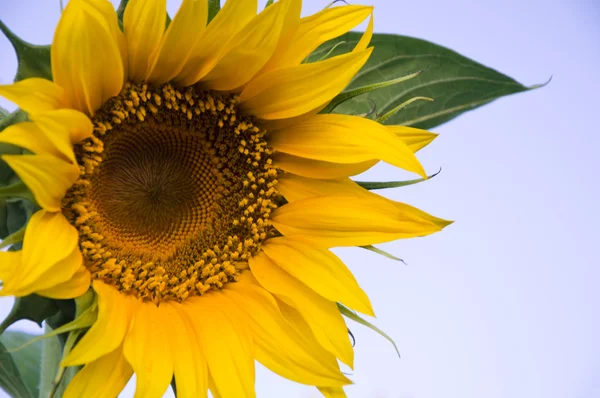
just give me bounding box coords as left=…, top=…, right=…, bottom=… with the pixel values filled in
left=0, top=1, right=599, bottom=397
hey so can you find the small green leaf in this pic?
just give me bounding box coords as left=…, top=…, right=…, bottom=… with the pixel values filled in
left=360, top=245, right=406, bottom=263
left=338, top=303, right=400, bottom=357
left=0, top=295, right=59, bottom=335
left=208, top=0, right=221, bottom=23
left=356, top=168, right=441, bottom=190
left=0, top=338, right=34, bottom=398
left=0, top=20, right=52, bottom=82
left=1, top=331, right=43, bottom=398
left=311, top=33, right=541, bottom=129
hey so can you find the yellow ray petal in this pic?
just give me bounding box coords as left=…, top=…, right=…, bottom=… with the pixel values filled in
left=161, top=303, right=208, bottom=398
left=239, top=48, right=372, bottom=120
left=269, top=114, right=426, bottom=177
left=174, top=0, right=258, bottom=87
left=36, top=267, right=90, bottom=299
left=0, top=210, right=81, bottom=296
left=52, top=0, right=125, bottom=115
left=250, top=253, right=354, bottom=367
left=124, top=0, right=166, bottom=81
left=202, top=0, right=295, bottom=91
left=261, top=5, right=372, bottom=72
left=273, top=153, right=376, bottom=180
left=147, top=0, right=208, bottom=84
left=1, top=154, right=79, bottom=212
left=318, top=386, right=348, bottom=398
left=222, top=273, right=350, bottom=387
left=30, top=109, right=94, bottom=145
left=0, top=122, right=72, bottom=163
left=354, top=13, right=374, bottom=52
left=262, top=237, right=373, bottom=316
left=63, top=347, right=133, bottom=398
left=388, top=125, right=439, bottom=153
left=64, top=281, right=138, bottom=366
left=272, top=195, right=446, bottom=247
left=183, top=294, right=255, bottom=398
left=123, top=302, right=173, bottom=398
left=0, top=78, right=64, bottom=114
left=278, top=173, right=454, bottom=230
left=276, top=173, right=359, bottom=202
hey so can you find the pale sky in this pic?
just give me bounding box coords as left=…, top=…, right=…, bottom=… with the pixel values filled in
left=0, top=1, right=599, bottom=397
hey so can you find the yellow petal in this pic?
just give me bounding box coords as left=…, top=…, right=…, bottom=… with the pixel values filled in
left=354, top=13, right=374, bottom=52
left=278, top=173, right=453, bottom=230
left=0, top=251, right=20, bottom=281
left=388, top=125, right=439, bottom=152
left=318, top=386, right=348, bottom=398
left=147, top=0, right=208, bottom=84
left=0, top=122, right=72, bottom=162
left=30, top=109, right=94, bottom=145
left=273, top=153, right=376, bottom=179
left=63, top=347, right=133, bottom=398
left=276, top=173, right=359, bottom=202
left=0, top=78, right=64, bottom=114
left=52, top=0, right=125, bottom=115
left=272, top=195, right=445, bottom=247
left=202, top=0, right=295, bottom=91
left=123, top=302, right=173, bottom=398
left=183, top=294, right=255, bottom=398
left=0, top=210, right=81, bottom=297
left=269, top=114, right=426, bottom=177
left=239, top=48, right=372, bottom=120
left=124, top=0, right=166, bottom=81
left=262, top=237, right=373, bottom=316
left=2, top=154, right=79, bottom=212
left=161, top=303, right=208, bottom=398
left=64, top=281, right=137, bottom=366
left=261, top=5, right=372, bottom=72
left=36, top=267, right=91, bottom=299
left=223, top=273, right=350, bottom=387
left=250, top=253, right=354, bottom=367
left=174, top=0, right=257, bottom=87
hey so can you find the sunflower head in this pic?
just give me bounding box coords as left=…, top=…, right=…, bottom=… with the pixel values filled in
left=0, top=0, right=450, bottom=397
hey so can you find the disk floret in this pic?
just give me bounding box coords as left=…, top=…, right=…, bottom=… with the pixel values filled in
left=63, top=83, right=279, bottom=302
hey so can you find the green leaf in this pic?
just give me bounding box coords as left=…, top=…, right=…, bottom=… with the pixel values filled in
left=0, top=181, right=35, bottom=203
left=0, top=296, right=59, bottom=335
left=311, top=33, right=542, bottom=129
left=0, top=20, right=52, bottom=82
left=338, top=303, right=400, bottom=357
left=356, top=168, right=441, bottom=190
left=0, top=338, right=34, bottom=398
left=208, top=0, right=221, bottom=23
left=1, top=331, right=43, bottom=398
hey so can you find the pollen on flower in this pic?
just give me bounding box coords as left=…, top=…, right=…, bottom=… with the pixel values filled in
left=62, top=83, right=280, bottom=303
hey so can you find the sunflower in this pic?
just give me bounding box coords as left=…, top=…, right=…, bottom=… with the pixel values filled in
left=0, top=0, right=451, bottom=397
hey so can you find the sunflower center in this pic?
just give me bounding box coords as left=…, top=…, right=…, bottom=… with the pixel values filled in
left=63, top=83, right=279, bottom=302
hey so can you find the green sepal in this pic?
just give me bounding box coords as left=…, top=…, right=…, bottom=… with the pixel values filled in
left=0, top=295, right=59, bottom=336
left=338, top=303, right=400, bottom=357
left=0, top=182, right=35, bottom=204
left=376, top=96, right=434, bottom=124
left=116, top=0, right=129, bottom=23
left=265, top=0, right=275, bottom=7
left=208, top=0, right=221, bottom=23
left=0, top=333, right=40, bottom=398
left=323, top=68, right=426, bottom=114
left=0, top=20, right=52, bottom=82
left=356, top=168, right=441, bottom=190
left=360, top=245, right=406, bottom=263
